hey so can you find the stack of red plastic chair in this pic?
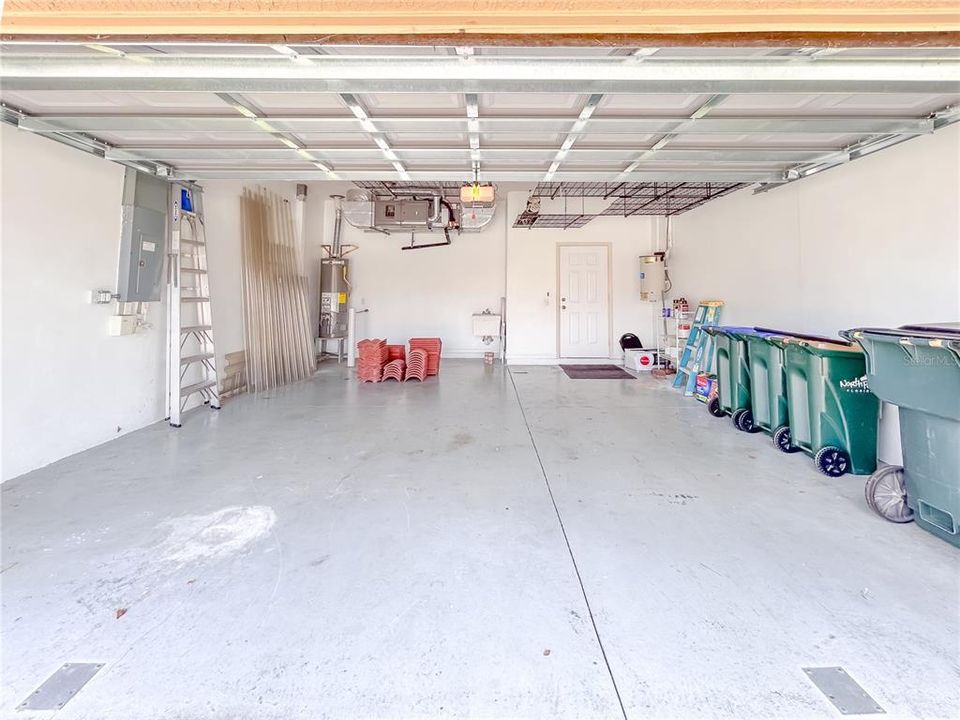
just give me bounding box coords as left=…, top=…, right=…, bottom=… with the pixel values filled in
left=382, top=359, right=406, bottom=381
left=357, top=339, right=388, bottom=382
left=404, top=348, right=428, bottom=382
left=409, top=338, right=442, bottom=376
left=387, top=344, right=406, bottom=362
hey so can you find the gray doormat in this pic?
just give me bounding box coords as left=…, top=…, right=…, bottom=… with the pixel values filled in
left=560, top=364, right=634, bottom=379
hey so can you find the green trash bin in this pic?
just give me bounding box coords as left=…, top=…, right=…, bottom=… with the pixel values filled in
left=843, top=324, right=960, bottom=547
left=742, top=332, right=796, bottom=452
left=752, top=329, right=849, bottom=454
left=779, top=337, right=879, bottom=477
left=703, top=326, right=759, bottom=432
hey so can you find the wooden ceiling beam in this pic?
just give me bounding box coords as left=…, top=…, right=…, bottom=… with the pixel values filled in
left=2, top=1, right=959, bottom=45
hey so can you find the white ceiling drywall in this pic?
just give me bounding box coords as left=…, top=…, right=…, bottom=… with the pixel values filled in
left=0, top=42, right=958, bottom=191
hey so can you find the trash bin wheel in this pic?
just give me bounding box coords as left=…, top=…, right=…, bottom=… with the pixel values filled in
left=773, top=425, right=797, bottom=453
left=865, top=465, right=914, bottom=523
left=732, top=408, right=754, bottom=432
left=815, top=446, right=850, bottom=477
left=707, top=396, right=724, bottom=418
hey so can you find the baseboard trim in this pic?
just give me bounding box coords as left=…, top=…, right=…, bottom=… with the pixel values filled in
left=506, top=355, right=624, bottom=366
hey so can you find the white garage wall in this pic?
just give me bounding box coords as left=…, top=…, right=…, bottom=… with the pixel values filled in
left=182, top=182, right=665, bottom=366
left=505, top=190, right=660, bottom=362
left=667, top=124, right=960, bottom=333
left=666, top=124, right=960, bottom=462
left=203, top=182, right=509, bottom=360
left=318, top=192, right=508, bottom=357
left=0, top=125, right=166, bottom=481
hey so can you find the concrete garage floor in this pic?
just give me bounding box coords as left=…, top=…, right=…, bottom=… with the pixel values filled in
left=1, top=361, right=958, bottom=720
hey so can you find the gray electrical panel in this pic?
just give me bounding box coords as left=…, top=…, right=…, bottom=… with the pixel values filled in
left=117, top=168, right=169, bottom=302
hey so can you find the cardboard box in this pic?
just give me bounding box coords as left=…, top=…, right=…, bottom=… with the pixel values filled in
left=694, top=373, right=716, bottom=403
left=624, top=349, right=657, bottom=372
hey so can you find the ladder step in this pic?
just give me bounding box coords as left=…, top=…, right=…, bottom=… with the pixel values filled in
left=181, top=352, right=215, bottom=365
left=181, top=296, right=211, bottom=303
left=181, top=238, right=205, bottom=246
left=181, top=268, right=208, bottom=274
left=181, top=324, right=213, bottom=334
left=180, top=379, right=217, bottom=397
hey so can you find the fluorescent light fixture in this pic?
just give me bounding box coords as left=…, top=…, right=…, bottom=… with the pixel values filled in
left=233, top=104, right=258, bottom=119
left=470, top=148, right=481, bottom=162
left=554, top=149, right=569, bottom=161
left=254, top=118, right=278, bottom=133
left=373, top=136, right=390, bottom=150
left=569, top=119, right=587, bottom=134
left=296, top=148, right=315, bottom=159
left=347, top=103, right=369, bottom=121
left=312, top=161, right=332, bottom=172
left=578, top=98, right=601, bottom=121
left=543, top=171, right=556, bottom=182
left=560, top=136, right=576, bottom=151
left=279, top=137, right=300, bottom=149
left=469, top=135, right=480, bottom=150
left=547, top=161, right=561, bottom=174
left=270, top=44, right=298, bottom=57
left=383, top=149, right=399, bottom=162
left=467, top=118, right=480, bottom=134
left=84, top=43, right=126, bottom=57
left=359, top=119, right=378, bottom=134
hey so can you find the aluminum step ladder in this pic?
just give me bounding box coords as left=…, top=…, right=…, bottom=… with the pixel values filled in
left=166, top=183, right=221, bottom=427
left=672, top=300, right=724, bottom=396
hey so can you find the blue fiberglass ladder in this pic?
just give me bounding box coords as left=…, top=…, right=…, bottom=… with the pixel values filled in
left=672, top=300, right=724, bottom=395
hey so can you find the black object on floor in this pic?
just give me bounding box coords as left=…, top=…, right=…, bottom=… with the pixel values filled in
left=561, top=364, right=634, bottom=380
left=619, top=333, right=643, bottom=350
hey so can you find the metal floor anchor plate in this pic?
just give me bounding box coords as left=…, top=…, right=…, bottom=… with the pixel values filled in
left=17, top=662, right=104, bottom=711
left=802, top=666, right=886, bottom=715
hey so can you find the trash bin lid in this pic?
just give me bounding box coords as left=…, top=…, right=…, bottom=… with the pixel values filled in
left=755, top=327, right=844, bottom=343
left=704, top=325, right=755, bottom=336
left=845, top=323, right=960, bottom=344
left=788, top=338, right=862, bottom=356
left=898, top=322, right=960, bottom=338
left=735, top=327, right=783, bottom=339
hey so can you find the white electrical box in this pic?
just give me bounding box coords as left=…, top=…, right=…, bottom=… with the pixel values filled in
left=639, top=252, right=666, bottom=302
left=108, top=315, right=138, bottom=336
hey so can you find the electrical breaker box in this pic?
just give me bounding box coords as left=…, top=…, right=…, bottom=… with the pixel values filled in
left=117, top=168, right=169, bottom=302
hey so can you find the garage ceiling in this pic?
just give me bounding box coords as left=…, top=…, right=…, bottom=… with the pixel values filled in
left=1, top=43, right=958, bottom=194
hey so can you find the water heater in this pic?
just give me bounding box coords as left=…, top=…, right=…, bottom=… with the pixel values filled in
left=319, top=258, right=349, bottom=339
left=639, top=252, right=666, bottom=302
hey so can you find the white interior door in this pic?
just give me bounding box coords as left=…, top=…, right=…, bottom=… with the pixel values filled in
left=559, top=245, right=610, bottom=358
